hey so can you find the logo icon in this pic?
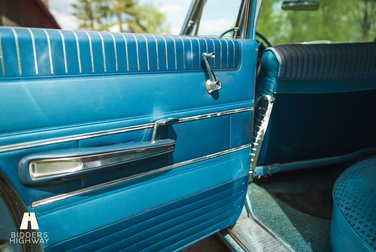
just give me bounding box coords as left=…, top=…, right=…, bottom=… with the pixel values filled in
left=20, top=212, right=39, bottom=230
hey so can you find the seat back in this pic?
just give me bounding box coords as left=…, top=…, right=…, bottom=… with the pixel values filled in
left=254, top=43, right=376, bottom=175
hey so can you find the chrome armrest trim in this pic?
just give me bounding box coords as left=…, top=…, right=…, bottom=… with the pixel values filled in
left=31, top=143, right=251, bottom=208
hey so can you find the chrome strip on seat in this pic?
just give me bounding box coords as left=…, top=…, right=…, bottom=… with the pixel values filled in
left=0, top=107, right=253, bottom=153
left=31, top=143, right=251, bottom=208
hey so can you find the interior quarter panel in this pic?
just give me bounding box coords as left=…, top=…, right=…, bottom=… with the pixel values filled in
left=0, top=27, right=258, bottom=250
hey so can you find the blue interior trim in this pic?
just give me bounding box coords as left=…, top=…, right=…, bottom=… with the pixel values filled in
left=0, top=28, right=241, bottom=78
left=43, top=175, right=248, bottom=251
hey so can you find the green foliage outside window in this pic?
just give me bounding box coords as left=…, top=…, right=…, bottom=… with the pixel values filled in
left=257, top=0, right=376, bottom=45
left=72, top=0, right=170, bottom=34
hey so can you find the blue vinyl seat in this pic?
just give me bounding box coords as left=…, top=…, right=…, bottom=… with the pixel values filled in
left=331, top=157, right=376, bottom=252
left=253, top=42, right=376, bottom=175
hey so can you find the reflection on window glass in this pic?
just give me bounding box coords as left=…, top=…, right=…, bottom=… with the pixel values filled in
left=197, top=0, right=241, bottom=37
left=257, top=0, right=376, bottom=45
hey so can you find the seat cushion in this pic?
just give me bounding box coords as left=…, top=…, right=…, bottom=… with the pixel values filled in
left=331, top=157, right=376, bottom=252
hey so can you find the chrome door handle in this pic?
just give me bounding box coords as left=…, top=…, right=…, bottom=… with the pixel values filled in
left=202, top=52, right=222, bottom=94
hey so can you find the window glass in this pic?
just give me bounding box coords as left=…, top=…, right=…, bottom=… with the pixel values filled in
left=197, top=0, right=242, bottom=37
left=257, top=0, right=376, bottom=45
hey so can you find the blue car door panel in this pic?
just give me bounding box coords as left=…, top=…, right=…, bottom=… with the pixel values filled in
left=0, top=27, right=257, bottom=251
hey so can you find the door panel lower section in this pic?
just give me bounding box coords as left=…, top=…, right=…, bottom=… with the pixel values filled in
left=35, top=147, right=250, bottom=247
left=45, top=175, right=248, bottom=252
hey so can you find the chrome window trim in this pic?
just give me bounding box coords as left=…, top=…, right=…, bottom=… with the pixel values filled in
left=31, top=143, right=251, bottom=208
left=0, top=107, right=253, bottom=153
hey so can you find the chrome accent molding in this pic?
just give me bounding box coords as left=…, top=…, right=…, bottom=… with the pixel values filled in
left=0, top=34, right=4, bottom=75
left=249, top=95, right=275, bottom=180
left=84, top=31, right=94, bottom=72
left=97, top=32, right=106, bottom=72
left=71, top=31, right=81, bottom=73
left=43, top=29, right=54, bottom=74
left=161, top=35, right=168, bottom=70
left=58, top=30, right=68, bottom=73
left=27, top=140, right=175, bottom=181
left=187, top=37, right=193, bottom=69
left=31, top=143, right=251, bottom=208
left=120, top=33, right=129, bottom=71
left=10, top=27, right=22, bottom=75
left=193, top=37, right=201, bottom=68
left=203, top=37, right=208, bottom=53
left=131, top=34, right=140, bottom=70
left=0, top=107, right=253, bottom=153
left=27, top=29, right=38, bottom=75
left=140, top=34, right=149, bottom=70
left=216, top=38, right=223, bottom=68
left=177, top=36, right=185, bottom=69
left=224, top=39, right=229, bottom=68
left=168, top=35, right=177, bottom=69
left=209, top=38, right=216, bottom=66
left=151, top=35, right=159, bottom=70
left=109, top=32, right=118, bottom=71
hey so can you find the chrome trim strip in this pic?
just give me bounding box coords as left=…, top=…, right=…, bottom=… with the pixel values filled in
left=28, top=140, right=175, bottom=180
left=71, top=31, right=81, bottom=73
left=193, top=37, right=200, bottom=68
left=209, top=38, right=216, bottom=67
left=10, top=27, right=22, bottom=75
left=0, top=34, right=4, bottom=75
left=161, top=35, right=168, bottom=70
left=120, top=33, right=129, bottom=71
left=249, top=95, right=274, bottom=182
left=58, top=30, right=68, bottom=73
left=97, top=32, right=106, bottom=72
left=203, top=37, right=208, bottom=53
left=168, top=35, right=177, bottom=69
left=43, top=29, right=54, bottom=74
left=84, top=31, right=94, bottom=72
left=0, top=107, right=253, bottom=153
left=109, top=33, right=118, bottom=71
left=187, top=37, right=193, bottom=69
left=27, top=29, right=38, bottom=75
left=216, top=38, right=223, bottom=68
left=151, top=35, right=159, bottom=70
left=224, top=39, right=229, bottom=68
left=131, top=34, right=140, bottom=70
left=230, top=39, right=235, bottom=67
left=141, top=34, right=149, bottom=70
left=177, top=36, right=185, bottom=69
left=31, top=143, right=251, bottom=208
